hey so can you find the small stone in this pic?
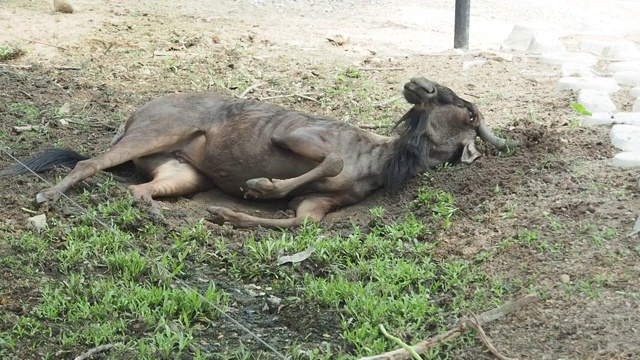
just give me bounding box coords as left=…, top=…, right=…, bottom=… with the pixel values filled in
left=462, top=60, right=487, bottom=71
left=582, top=112, right=640, bottom=127
left=560, top=274, right=570, bottom=284
left=53, top=0, right=74, bottom=14
left=27, top=214, right=48, bottom=232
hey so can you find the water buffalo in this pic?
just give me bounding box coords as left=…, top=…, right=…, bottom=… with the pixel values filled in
left=1, top=77, right=519, bottom=228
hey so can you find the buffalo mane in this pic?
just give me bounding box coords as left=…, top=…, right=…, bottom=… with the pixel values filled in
left=381, top=108, right=430, bottom=189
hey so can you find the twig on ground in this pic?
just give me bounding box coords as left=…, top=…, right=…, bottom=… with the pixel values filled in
left=13, top=125, right=41, bottom=133
left=238, top=82, right=266, bottom=98
left=379, top=325, right=421, bottom=360
left=375, top=95, right=402, bottom=107
left=463, top=314, right=516, bottom=360
left=14, top=37, right=70, bottom=51
left=259, top=94, right=296, bottom=101
left=358, top=124, right=394, bottom=130
left=359, top=293, right=538, bottom=360
left=295, top=93, right=320, bottom=103
left=0, top=64, right=33, bottom=69
left=20, top=90, right=33, bottom=98
left=259, top=92, right=317, bottom=101
left=359, top=67, right=404, bottom=71
left=55, top=65, right=81, bottom=70
left=73, top=344, right=116, bottom=360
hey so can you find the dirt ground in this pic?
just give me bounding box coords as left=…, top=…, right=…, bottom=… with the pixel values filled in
left=1, top=0, right=640, bottom=359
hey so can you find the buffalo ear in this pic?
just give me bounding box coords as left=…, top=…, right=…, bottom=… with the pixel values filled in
left=460, top=141, right=482, bottom=164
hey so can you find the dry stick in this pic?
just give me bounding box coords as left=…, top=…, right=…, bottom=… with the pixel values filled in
left=463, top=314, right=516, bottom=360
left=295, top=93, right=320, bottom=103
left=359, top=67, right=404, bottom=71
left=0, top=64, right=33, bottom=69
left=73, top=344, right=116, bottom=360
left=14, top=37, right=70, bottom=51
left=379, top=325, right=421, bottom=360
left=55, top=65, right=81, bottom=70
left=358, top=293, right=538, bottom=360
left=238, top=82, right=266, bottom=98
left=358, top=124, right=394, bottom=130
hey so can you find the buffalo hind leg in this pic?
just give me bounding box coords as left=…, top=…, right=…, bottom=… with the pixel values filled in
left=244, top=129, right=344, bottom=199
left=36, top=134, right=199, bottom=204
left=207, top=195, right=336, bottom=229
left=128, top=157, right=213, bottom=210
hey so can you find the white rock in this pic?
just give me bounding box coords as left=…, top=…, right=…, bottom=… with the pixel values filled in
left=631, top=87, right=640, bottom=98
left=562, top=63, right=595, bottom=77
left=555, top=77, right=620, bottom=93
left=27, top=214, right=47, bottom=232
left=612, top=49, right=640, bottom=61
left=502, top=23, right=538, bottom=51
left=462, top=60, right=487, bottom=71
left=610, top=125, right=640, bottom=152
left=526, top=33, right=566, bottom=55
left=612, top=151, right=640, bottom=168
left=607, top=61, right=640, bottom=73
left=583, top=112, right=640, bottom=127
left=540, top=52, right=597, bottom=67
left=580, top=39, right=637, bottom=58
left=634, top=98, right=640, bottom=112
left=578, top=90, right=616, bottom=113
left=613, top=71, right=640, bottom=86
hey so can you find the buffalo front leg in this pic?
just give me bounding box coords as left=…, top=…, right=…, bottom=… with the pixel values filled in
left=207, top=195, right=336, bottom=229
left=245, top=129, right=344, bottom=199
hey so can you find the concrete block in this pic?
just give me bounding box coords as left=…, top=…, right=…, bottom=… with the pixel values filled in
left=607, top=61, right=640, bottom=73
left=583, top=112, right=640, bottom=126
left=578, top=90, right=616, bottom=113
left=502, top=23, right=537, bottom=51
left=562, top=63, right=595, bottom=77
left=612, top=152, right=640, bottom=168
left=580, top=39, right=637, bottom=58
left=541, top=52, right=597, bottom=67
left=610, top=124, right=640, bottom=152
left=613, top=71, right=640, bottom=86
left=526, top=33, right=566, bottom=55
left=612, top=49, right=640, bottom=61
left=556, top=77, right=620, bottom=93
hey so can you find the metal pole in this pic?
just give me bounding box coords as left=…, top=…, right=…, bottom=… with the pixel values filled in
left=454, top=0, right=470, bottom=49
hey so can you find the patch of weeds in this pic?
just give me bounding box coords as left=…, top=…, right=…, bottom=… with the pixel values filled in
left=8, top=102, right=39, bottom=124
left=0, top=43, right=25, bottom=61
left=500, top=203, right=517, bottom=219
left=410, top=188, right=457, bottom=229
left=567, top=117, right=582, bottom=129
left=227, top=215, right=514, bottom=355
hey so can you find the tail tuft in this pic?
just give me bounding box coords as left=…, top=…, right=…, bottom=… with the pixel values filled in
left=0, top=148, right=89, bottom=177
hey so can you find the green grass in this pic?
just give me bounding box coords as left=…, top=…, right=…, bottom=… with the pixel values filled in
left=0, top=43, right=25, bottom=61
left=0, top=177, right=525, bottom=359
